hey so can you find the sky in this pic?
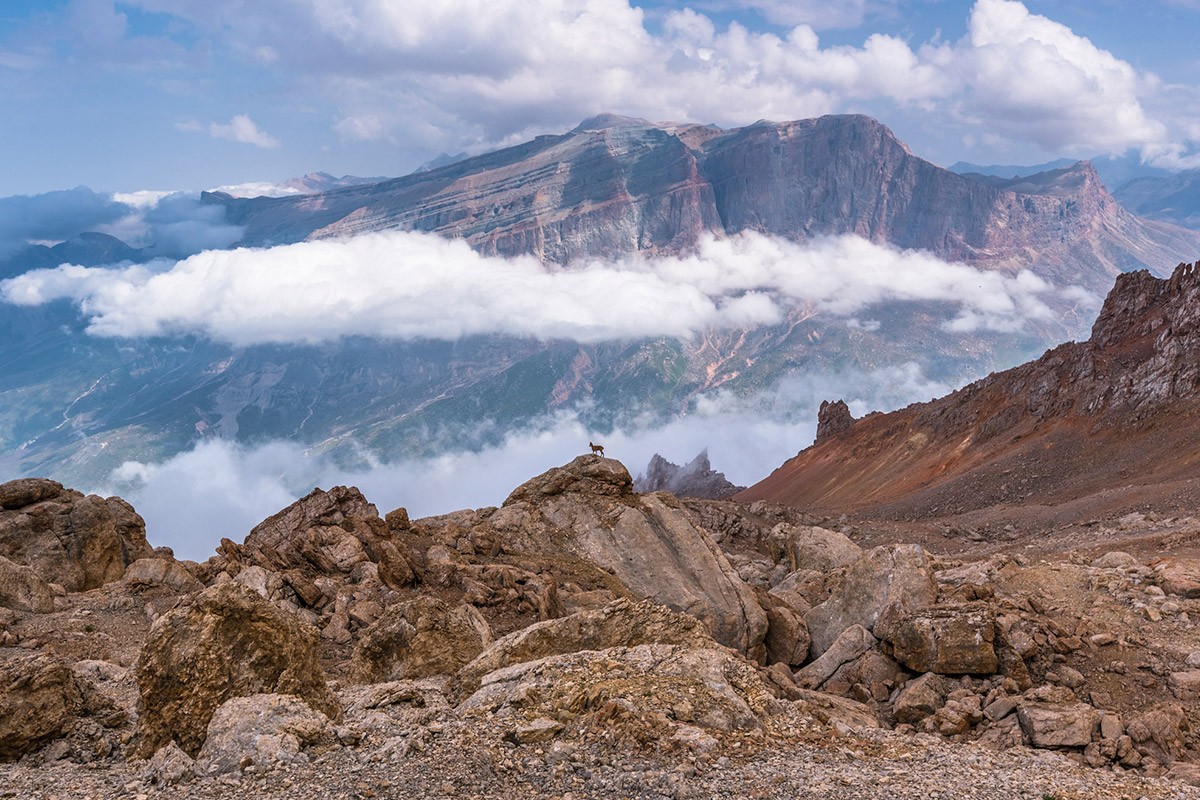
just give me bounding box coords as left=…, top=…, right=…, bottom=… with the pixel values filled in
left=3, top=0, right=1200, bottom=196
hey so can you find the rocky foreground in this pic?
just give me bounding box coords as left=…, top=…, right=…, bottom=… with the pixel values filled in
left=4, top=459, right=1200, bottom=798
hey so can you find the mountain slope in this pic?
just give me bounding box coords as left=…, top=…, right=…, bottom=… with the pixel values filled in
left=739, top=261, right=1200, bottom=525
left=207, top=115, right=1200, bottom=293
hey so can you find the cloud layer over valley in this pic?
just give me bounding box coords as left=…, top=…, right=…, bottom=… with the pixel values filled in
left=98, top=362, right=958, bottom=561
left=1, top=230, right=1092, bottom=346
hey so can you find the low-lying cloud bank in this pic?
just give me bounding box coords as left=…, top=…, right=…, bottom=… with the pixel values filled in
left=2, top=229, right=1089, bottom=346
left=97, top=361, right=958, bottom=561
left=0, top=187, right=244, bottom=263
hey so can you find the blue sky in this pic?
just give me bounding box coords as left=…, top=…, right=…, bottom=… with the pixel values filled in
left=3, top=0, right=1200, bottom=195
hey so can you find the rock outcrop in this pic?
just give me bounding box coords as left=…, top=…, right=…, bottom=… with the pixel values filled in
left=815, top=400, right=855, bottom=444
left=0, top=478, right=152, bottom=592
left=633, top=451, right=745, bottom=499
left=484, top=456, right=767, bottom=657
left=135, top=582, right=339, bottom=757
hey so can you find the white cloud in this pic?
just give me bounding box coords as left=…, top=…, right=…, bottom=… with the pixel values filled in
left=123, top=0, right=1186, bottom=161
left=209, top=114, right=281, bottom=148
left=0, top=230, right=1085, bottom=346
left=95, top=360, right=963, bottom=561
left=960, top=0, right=1165, bottom=154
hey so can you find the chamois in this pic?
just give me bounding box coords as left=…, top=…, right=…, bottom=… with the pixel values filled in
left=589, top=441, right=605, bottom=457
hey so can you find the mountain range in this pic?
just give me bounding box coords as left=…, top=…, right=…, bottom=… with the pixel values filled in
left=4, top=113, right=1200, bottom=487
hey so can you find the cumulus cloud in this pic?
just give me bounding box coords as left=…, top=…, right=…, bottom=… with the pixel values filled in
left=116, top=0, right=1186, bottom=162
left=0, top=230, right=1081, bottom=346
left=960, top=0, right=1166, bottom=153
left=95, top=361, right=962, bottom=560
left=209, top=114, right=281, bottom=148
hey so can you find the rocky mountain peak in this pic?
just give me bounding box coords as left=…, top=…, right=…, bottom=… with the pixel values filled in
left=633, top=450, right=746, bottom=499
left=571, top=113, right=655, bottom=132
left=815, top=400, right=856, bottom=444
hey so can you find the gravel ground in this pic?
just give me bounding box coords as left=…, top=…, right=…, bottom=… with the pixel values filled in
left=4, top=708, right=1198, bottom=800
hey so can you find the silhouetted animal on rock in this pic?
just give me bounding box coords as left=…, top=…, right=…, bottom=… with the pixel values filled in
left=589, top=441, right=605, bottom=457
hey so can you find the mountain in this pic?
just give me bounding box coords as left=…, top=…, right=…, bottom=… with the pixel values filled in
left=949, top=157, right=1077, bottom=179
left=205, top=114, right=1200, bottom=293
left=282, top=171, right=391, bottom=194
left=739, top=260, right=1200, bottom=530
left=0, top=232, right=145, bottom=279
left=1113, top=170, right=1200, bottom=231
left=7, top=114, right=1200, bottom=485
left=951, top=153, right=1173, bottom=196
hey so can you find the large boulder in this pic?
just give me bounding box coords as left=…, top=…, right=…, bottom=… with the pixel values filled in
left=883, top=605, right=999, bottom=675
left=455, top=599, right=716, bottom=697
left=0, top=554, right=55, bottom=613
left=0, top=478, right=152, bottom=591
left=216, top=486, right=416, bottom=611
left=795, top=624, right=877, bottom=690
left=780, top=525, right=862, bottom=573
left=351, top=597, right=492, bottom=683
left=1017, top=698, right=1100, bottom=749
left=196, top=694, right=334, bottom=775
left=459, top=643, right=776, bottom=734
left=805, top=544, right=937, bottom=658
left=135, top=581, right=339, bottom=757
left=483, top=457, right=767, bottom=658
left=0, top=654, right=84, bottom=760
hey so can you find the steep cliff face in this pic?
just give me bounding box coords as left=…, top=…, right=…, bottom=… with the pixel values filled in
left=739, top=262, right=1200, bottom=519
left=207, top=115, right=1200, bottom=293
left=213, top=120, right=722, bottom=265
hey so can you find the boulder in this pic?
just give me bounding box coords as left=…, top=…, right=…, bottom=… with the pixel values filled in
left=459, top=643, right=775, bottom=734
left=0, top=553, right=55, bottom=612
left=821, top=650, right=903, bottom=702
left=216, top=486, right=416, bottom=611
left=892, top=673, right=947, bottom=724
left=487, top=457, right=767, bottom=658
left=1090, top=551, right=1139, bottom=569
left=0, top=654, right=85, bottom=760
left=1017, top=700, right=1100, bottom=748
left=1126, top=703, right=1188, bottom=764
left=143, top=742, right=195, bottom=786
left=1168, top=671, right=1200, bottom=702
left=795, top=624, right=877, bottom=690
left=455, top=599, right=715, bottom=697
left=805, top=544, right=937, bottom=658
left=351, top=597, right=491, bottom=683
left=781, top=525, right=862, bottom=573
left=0, top=479, right=152, bottom=591
left=757, top=589, right=811, bottom=668
left=123, top=557, right=204, bottom=594
left=135, top=581, right=339, bottom=757
left=1155, top=558, right=1200, bottom=598
left=883, top=605, right=998, bottom=675
left=196, top=694, right=334, bottom=775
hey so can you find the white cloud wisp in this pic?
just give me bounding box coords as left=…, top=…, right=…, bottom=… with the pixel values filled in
left=0, top=229, right=1082, bottom=346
